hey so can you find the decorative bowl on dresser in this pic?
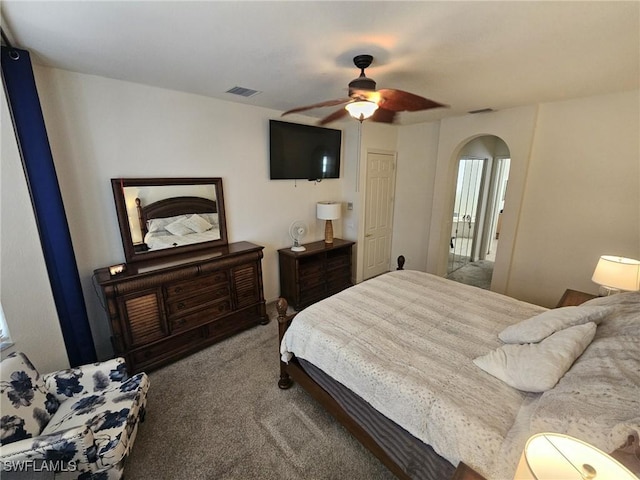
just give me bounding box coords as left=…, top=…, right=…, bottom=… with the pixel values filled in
left=278, top=238, right=355, bottom=311
left=95, top=242, right=268, bottom=373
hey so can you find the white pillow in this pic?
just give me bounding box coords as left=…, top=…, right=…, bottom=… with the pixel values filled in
left=473, top=322, right=597, bottom=393
left=498, top=306, right=612, bottom=344
left=165, top=218, right=195, bottom=236
left=200, top=213, right=219, bottom=227
left=181, top=214, right=213, bottom=233
left=147, top=214, right=187, bottom=233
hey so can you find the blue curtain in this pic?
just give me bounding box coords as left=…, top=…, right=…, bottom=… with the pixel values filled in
left=2, top=46, right=97, bottom=366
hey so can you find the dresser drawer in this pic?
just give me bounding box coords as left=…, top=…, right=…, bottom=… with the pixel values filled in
left=299, top=285, right=326, bottom=304
left=207, top=307, right=262, bottom=341
left=131, top=327, right=206, bottom=367
left=166, top=284, right=231, bottom=316
left=327, top=269, right=351, bottom=284
left=170, top=298, right=232, bottom=333
left=326, top=252, right=350, bottom=270
left=165, top=271, right=229, bottom=301
left=327, top=278, right=352, bottom=296
left=299, top=275, right=324, bottom=291
left=298, top=259, right=324, bottom=278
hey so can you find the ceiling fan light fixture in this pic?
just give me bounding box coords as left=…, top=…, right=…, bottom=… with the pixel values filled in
left=345, top=100, right=378, bottom=122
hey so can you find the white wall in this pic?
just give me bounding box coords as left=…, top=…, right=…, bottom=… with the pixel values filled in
left=1, top=88, right=69, bottom=373
left=32, top=66, right=353, bottom=359
left=393, top=122, right=440, bottom=271
left=509, top=90, right=640, bottom=305
left=397, top=90, right=639, bottom=307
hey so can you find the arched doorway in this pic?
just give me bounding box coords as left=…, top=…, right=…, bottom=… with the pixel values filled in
left=445, top=135, right=510, bottom=289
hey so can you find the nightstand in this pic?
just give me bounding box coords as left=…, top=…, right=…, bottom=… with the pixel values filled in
left=556, top=289, right=597, bottom=307
left=278, top=238, right=354, bottom=310
left=451, top=462, right=486, bottom=480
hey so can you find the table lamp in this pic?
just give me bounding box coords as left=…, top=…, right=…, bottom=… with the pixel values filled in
left=317, top=201, right=341, bottom=244
left=591, top=255, right=640, bottom=296
left=514, top=433, right=637, bottom=479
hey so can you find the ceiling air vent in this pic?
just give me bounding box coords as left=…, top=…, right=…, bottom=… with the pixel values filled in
left=226, top=86, right=261, bottom=98
left=468, top=108, right=495, bottom=114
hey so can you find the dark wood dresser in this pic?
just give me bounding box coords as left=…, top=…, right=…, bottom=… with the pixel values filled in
left=278, top=238, right=355, bottom=310
left=94, top=241, right=268, bottom=372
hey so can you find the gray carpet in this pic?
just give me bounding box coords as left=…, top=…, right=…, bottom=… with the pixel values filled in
left=446, top=260, right=494, bottom=290
left=125, top=303, right=395, bottom=480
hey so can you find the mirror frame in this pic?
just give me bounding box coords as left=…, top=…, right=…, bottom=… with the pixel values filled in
left=111, top=177, right=228, bottom=263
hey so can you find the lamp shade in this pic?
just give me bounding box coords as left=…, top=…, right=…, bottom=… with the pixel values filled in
left=514, top=433, right=636, bottom=480
left=345, top=100, right=379, bottom=121
left=316, top=201, right=341, bottom=220
left=591, top=255, right=640, bottom=291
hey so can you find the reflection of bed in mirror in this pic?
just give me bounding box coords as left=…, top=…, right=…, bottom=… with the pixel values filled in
left=111, top=177, right=228, bottom=263
left=136, top=196, right=221, bottom=252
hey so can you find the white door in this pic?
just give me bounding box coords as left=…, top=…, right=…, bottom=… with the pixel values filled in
left=363, top=151, right=397, bottom=280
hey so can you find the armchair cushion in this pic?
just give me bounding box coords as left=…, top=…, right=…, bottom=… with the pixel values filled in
left=42, top=373, right=149, bottom=470
left=1, top=352, right=60, bottom=443
left=43, top=358, right=128, bottom=402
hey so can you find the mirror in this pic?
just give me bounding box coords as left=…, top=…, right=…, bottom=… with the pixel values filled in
left=111, top=177, right=228, bottom=263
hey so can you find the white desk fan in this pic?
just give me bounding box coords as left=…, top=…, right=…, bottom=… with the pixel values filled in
left=289, top=221, right=308, bottom=252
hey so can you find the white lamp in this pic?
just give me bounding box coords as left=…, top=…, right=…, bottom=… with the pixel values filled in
left=345, top=100, right=378, bottom=122
left=514, top=433, right=637, bottom=479
left=591, top=255, right=640, bottom=296
left=317, top=201, right=341, bottom=244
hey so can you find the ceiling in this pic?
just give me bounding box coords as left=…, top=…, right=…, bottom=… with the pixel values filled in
left=2, top=1, right=639, bottom=125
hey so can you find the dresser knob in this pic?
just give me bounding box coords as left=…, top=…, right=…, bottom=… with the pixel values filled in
left=177, top=302, right=185, bottom=310
left=174, top=286, right=183, bottom=293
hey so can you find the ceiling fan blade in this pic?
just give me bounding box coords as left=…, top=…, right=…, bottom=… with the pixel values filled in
left=370, top=108, right=396, bottom=124
left=282, top=98, right=352, bottom=116
left=377, top=88, right=447, bottom=112
left=318, top=107, right=349, bottom=125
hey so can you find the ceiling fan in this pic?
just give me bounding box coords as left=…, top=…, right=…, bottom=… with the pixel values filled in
left=282, top=54, right=447, bottom=125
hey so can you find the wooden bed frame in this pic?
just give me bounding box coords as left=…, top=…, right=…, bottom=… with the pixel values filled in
left=136, top=195, right=217, bottom=238
left=276, top=256, right=482, bottom=480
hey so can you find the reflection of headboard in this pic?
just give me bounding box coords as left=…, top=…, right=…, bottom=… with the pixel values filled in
left=136, top=196, right=217, bottom=237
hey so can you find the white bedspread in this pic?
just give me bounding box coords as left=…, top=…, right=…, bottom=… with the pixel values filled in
left=144, top=228, right=220, bottom=250
left=281, top=270, right=546, bottom=476
left=280, top=271, right=640, bottom=478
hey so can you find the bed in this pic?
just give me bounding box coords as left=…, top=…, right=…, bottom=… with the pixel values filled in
left=277, top=268, right=640, bottom=479
left=135, top=195, right=220, bottom=251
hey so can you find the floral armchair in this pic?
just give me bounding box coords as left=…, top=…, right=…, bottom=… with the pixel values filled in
left=0, top=352, right=149, bottom=479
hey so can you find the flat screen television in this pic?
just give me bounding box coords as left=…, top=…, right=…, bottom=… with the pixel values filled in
left=269, top=119, right=342, bottom=180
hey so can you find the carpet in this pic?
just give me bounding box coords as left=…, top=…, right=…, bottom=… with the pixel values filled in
left=125, top=303, right=395, bottom=480
left=446, top=260, right=494, bottom=290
